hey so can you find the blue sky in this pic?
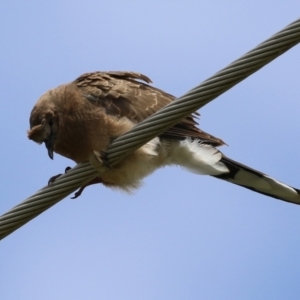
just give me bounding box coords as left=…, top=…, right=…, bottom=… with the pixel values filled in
left=1, top=1, right=300, bottom=299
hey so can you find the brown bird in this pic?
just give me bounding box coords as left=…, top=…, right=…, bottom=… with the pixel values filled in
left=28, top=71, right=300, bottom=204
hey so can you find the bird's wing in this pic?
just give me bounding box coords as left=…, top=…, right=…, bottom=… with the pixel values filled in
left=74, top=71, right=225, bottom=147
left=213, top=156, right=300, bottom=204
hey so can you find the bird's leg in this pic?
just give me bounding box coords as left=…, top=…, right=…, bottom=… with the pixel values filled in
left=68, top=150, right=112, bottom=199
left=48, top=166, right=103, bottom=199
left=48, top=166, right=72, bottom=186
left=92, top=150, right=111, bottom=169
left=70, top=177, right=103, bottom=199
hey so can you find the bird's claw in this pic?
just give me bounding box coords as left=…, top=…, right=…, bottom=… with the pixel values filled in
left=70, top=186, right=85, bottom=199
left=71, top=177, right=104, bottom=199
left=101, top=151, right=112, bottom=168
left=93, top=150, right=112, bottom=169
left=48, top=166, right=72, bottom=186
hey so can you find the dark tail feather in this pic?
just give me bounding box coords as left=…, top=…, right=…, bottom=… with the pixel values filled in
left=213, top=156, right=300, bottom=205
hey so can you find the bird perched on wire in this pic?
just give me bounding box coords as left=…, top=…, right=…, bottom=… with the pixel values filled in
left=28, top=71, right=300, bottom=204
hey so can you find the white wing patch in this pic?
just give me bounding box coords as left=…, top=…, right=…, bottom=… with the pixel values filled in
left=169, top=138, right=228, bottom=175
left=223, top=163, right=300, bottom=201
left=261, top=175, right=298, bottom=199
left=142, top=137, right=160, bottom=156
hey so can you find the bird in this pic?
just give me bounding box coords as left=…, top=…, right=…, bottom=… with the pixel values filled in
left=28, top=71, right=300, bottom=204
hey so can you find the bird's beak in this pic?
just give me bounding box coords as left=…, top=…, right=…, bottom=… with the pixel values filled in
left=44, top=138, right=54, bottom=159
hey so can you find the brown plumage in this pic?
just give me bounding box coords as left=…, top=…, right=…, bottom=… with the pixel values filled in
left=28, top=71, right=300, bottom=204
left=74, top=71, right=225, bottom=145
left=28, top=71, right=224, bottom=159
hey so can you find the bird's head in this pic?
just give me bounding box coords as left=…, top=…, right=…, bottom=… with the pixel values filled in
left=28, top=90, right=59, bottom=160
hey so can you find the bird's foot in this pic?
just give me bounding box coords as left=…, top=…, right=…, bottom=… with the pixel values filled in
left=47, top=166, right=103, bottom=199
left=92, top=150, right=111, bottom=170
left=48, top=166, right=72, bottom=186
left=70, top=177, right=103, bottom=199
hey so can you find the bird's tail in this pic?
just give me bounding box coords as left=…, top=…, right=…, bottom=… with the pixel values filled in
left=213, top=156, right=300, bottom=205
